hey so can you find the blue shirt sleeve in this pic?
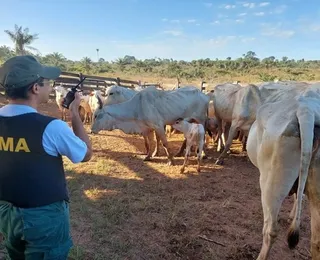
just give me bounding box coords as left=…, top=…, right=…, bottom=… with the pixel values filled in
left=42, top=119, right=88, bottom=163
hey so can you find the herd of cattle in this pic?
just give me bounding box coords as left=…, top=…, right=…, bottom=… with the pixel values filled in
left=53, top=80, right=320, bottom=260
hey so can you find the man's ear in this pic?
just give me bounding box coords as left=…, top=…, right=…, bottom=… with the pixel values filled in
left=30, top=83, right=40, bottom=94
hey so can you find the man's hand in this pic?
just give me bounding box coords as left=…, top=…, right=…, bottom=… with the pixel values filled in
left=69, top=92, right=82, bottom=116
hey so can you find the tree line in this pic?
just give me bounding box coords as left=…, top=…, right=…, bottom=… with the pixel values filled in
left=1, top=24, right=320, bottom=83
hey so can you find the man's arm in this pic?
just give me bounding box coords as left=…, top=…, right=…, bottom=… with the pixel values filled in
left=68, top=92, right=93, bottom=162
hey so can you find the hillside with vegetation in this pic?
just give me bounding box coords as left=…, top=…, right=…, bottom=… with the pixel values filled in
left=1, top=25, right=320, bottom=85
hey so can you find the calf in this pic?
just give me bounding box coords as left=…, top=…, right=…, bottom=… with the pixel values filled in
left=172, top=118, right=205, bottom=173
left=88, top=90, right=104, bottom=116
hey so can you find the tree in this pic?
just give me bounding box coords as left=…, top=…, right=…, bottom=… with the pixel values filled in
left=4, top=24, right=39, bottom=55
left=0, top=45, right=14, bottom=63
left=80, top=57, right=93, bottom=74
left=43, top=52, right=66, bottom=70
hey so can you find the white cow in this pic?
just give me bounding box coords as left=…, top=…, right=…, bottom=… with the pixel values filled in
left=88, top=90, right=104, bottom=116
left=212, top=83, right=263, bottom=164
left=172, top=118, right=205, bottom=173
left=53, top=85, right=68, bottom=121
left=213, top=81, right=310, bottom=164
left=247, top=88, right=320, bottom=260
left=91, top=86, right=210, bottom=165
left=94, top=85, right=160, bottom=160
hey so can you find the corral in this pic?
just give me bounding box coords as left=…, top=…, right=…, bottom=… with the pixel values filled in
left=0, top=90, right=312, bottom=260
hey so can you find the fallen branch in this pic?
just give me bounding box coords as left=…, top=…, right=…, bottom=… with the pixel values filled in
left=198, top=235, right=226, bottom=247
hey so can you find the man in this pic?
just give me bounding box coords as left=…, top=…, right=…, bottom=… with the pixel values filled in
left=0, top=55, right=93, bottom=259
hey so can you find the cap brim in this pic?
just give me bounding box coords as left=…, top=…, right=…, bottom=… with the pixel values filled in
left=40, top=65, right=61, bottom=80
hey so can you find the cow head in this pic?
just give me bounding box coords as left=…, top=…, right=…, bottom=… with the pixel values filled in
left=172, top=118, right=186, bottom=132
left=91, top=109, right=116, bottom=134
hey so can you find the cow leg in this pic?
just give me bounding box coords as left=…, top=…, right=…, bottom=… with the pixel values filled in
left=83, top=112, right=87, bottom=124
left=165, top=125, right=171, bottom=138
left=242, top=135, right=248, bottom=152
left=216, top=118, right=224, bottom=152
left=142, top=133, right=152, bottom=161
left=215, top=122, right=238, bottom=165
left=257, top=165, right=298, bottom=260
left=306, top=165, right=320, bottom=260
left=156, top=128, right=174, bottom=166
left=152, top=131, right=161, bottom=157
left=201, top=133, right=209, bottom=160
left=197, top=139, right=205, bottom=172
left=237, top=130, right=243, bottom=141
left=180, top=144, right=191, bottom=174
left=176, top=139, right=186, bottom=157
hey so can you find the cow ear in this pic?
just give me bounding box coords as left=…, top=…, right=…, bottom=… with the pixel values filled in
left=188, top=118, right=199, bottom=124
left=175, top=118, right=183, bottom=124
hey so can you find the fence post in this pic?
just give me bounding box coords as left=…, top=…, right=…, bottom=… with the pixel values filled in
left=79, top=73, right=84, bottom=88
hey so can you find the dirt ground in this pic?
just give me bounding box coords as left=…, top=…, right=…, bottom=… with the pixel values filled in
left=0, top=95, right=312, bottom=260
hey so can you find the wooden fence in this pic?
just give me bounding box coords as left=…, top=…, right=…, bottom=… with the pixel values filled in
left=0, top=71, right=162, bottom=96
left=54, top=71, right=161, bottom=92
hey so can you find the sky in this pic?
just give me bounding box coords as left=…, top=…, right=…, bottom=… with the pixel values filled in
left=0, top=0, right=319, bottom=62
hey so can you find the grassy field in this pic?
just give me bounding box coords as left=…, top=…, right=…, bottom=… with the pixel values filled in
left=95, top=67, right=320, bottom=89
left=0, top=94, right=313, bottom=260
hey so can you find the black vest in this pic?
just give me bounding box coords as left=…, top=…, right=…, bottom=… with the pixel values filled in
left=0, top=112, right=69, bottom=208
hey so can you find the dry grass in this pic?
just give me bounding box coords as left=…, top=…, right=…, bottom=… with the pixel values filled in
left=0, top=97, right=313, bottom=260
left=98, top=67, right=320, bottom=89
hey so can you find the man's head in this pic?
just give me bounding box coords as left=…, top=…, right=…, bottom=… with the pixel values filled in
left=0, top=55, right=61, bottom=103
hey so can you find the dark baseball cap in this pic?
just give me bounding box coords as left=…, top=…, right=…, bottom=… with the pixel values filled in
left=0, top=55, right=61, bottom=89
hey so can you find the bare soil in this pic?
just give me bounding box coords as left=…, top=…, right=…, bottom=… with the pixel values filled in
left=0, top=95, right=311, bottom=260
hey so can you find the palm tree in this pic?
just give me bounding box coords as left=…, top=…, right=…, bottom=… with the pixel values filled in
left=80, top=57, right=92, bottom=74
left=4, top=24, right=39, bottom=55
left=43, top=52, right=66, bottom=70
left=96, top=48, right=99, bottom=61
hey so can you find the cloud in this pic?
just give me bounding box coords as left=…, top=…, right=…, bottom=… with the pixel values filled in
left=170, top=19, right=180, bottom=23
left=243, top=2, right=255, bottom=8
left=238, top=12, right=247, bottom=16
left=187, top=19, right=196, bottom=23
left=235, top=19, right=245, bottom=23
left=204, top=2, right=213, bottom=8
left=162, top=18, right=168, bottom=22
left=217, top=14, right=229, bottom=18
left=254, top=12, right=265, bottom=16
left=163, top=30, right=183, bottom=36
left=310, top=24, right=320, bottom=31
left=225, top=4, right=236, bottom=9
left=240, top=37, right=256, bottom=43
left=259, top=2, right=270, bottom=7
left=208, top=35, right=237, bottom=46
left=270, top=4, right=287, bottom=14
left=210, top=20, right=220, bottom=25
left=260, top=23, right=295, bottom=38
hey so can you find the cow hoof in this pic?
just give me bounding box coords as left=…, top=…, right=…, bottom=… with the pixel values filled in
left=215, top=159, right=224, bottom=165
left=143, top=156, right=151, bottom=161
